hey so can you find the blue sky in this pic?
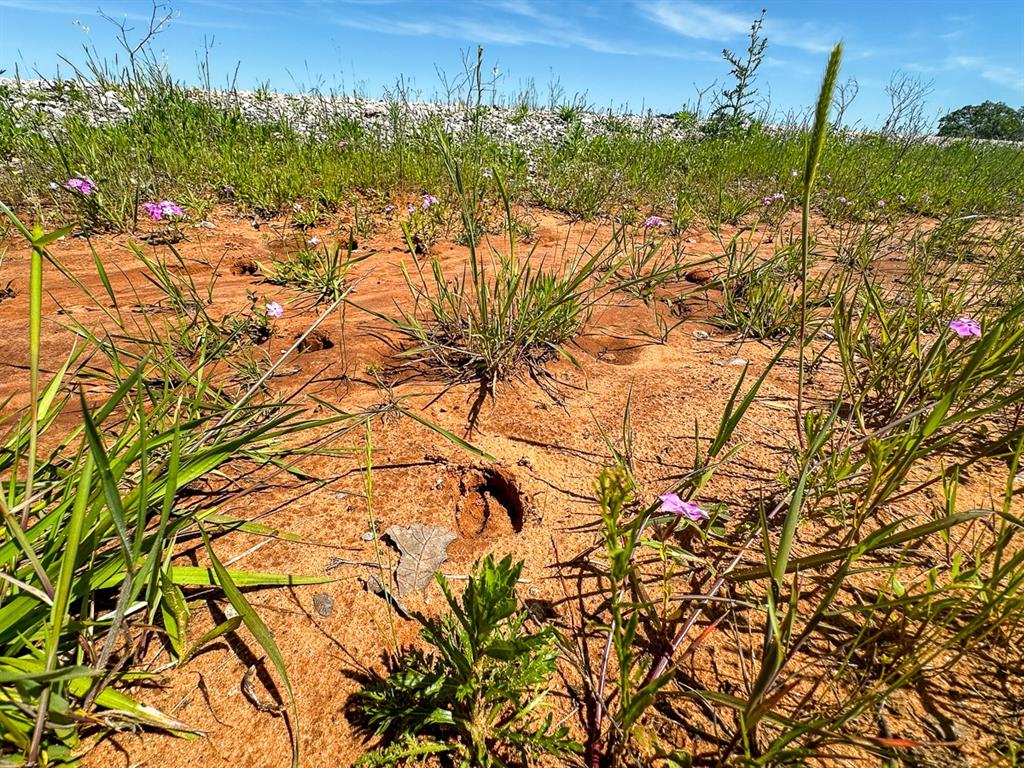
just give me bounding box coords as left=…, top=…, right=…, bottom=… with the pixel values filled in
left=1, top=0, right=1022, bottom=128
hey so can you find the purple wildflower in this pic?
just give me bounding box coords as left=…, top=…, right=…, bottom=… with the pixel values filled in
left=836, top=195, right=851, bottom=206
left=337, top=140, right=350, bottom=149
left=877, top=199, right=886, bottom=208
left=949, top=317, right=981, bottom=338
left=421, top=194, right=439, bottom=210
left=160, top=200, right=184, bottom=218
left=308, top=236, right=321, bottom=246
left=65, top=176, right=97, bottom=196
left=265, top=301, right=284, bottom=319
left=384, top=204, right=395, bottom=214
left=142, top=200, right=184, bottom=222
left=644, top=215, right=667, bottom=229
left=659, top=493, right=709, bottom=522
left=482, top=168, right=493, bottom=179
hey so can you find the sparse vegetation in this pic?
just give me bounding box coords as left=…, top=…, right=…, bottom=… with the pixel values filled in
left=0, top=11, right=1023, bottom=768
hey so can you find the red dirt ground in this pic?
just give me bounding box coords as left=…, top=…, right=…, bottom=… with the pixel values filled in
left=0, top=204, right=1019, bottom=767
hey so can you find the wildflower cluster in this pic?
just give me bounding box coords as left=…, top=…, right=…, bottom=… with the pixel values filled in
left=65, top=176, right=97, bottom=195
left=142, top=200, right=185, bottom=222
left=402, top=193, right=444, bottom=254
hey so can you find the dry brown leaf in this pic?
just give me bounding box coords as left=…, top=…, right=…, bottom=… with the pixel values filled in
left=385, top=522, right=457, bottom=597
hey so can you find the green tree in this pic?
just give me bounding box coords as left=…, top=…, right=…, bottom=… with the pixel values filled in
left=937, top=101, right=1024, bottom=141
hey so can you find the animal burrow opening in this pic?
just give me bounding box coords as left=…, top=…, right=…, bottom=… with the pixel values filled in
left=455, top=466, right=527, bottom=538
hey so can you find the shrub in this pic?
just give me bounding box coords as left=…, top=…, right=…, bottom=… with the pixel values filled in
left=353, top=555, right=578, bottom=767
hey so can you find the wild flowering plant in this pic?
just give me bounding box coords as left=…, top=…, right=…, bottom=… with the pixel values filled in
left=142, top=200, right=185, bottom=221
left=65, top=176, right=97, bottom=195
left=60, top=175, right=105, bottom=231
left=400, top=193, right=444, bottom=254
left=237, top=298, right=283, bottom=345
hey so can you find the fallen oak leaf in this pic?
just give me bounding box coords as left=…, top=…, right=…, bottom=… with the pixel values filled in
left=385, top=522, right=457, bottom=597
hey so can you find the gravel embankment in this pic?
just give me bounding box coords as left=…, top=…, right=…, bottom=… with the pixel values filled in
left=0, top=78, right=701, bottom=145
left=4, top=78, right=1018, bottom=148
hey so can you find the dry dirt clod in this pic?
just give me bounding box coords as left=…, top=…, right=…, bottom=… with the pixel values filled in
left=684, top=267, right=715, bottom=284
left=312, top=592, right=335, bottom=617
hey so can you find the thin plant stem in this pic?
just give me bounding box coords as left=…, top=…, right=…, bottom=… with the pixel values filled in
left=796, top=43, right=843, bottom=448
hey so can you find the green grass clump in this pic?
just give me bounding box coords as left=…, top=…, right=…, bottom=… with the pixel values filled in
left=260, top=239, right=366, bottom=306
left=377, top=134, right=609, bottom=394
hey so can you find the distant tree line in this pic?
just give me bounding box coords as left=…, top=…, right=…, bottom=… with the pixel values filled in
left=937, top=101, right=1024, bottom=141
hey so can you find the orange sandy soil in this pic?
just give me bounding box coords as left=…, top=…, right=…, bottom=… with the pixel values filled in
left=0, top=204, right=1020, bottom=767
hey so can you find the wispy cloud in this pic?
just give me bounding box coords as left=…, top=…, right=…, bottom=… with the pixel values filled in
left=329, top=0, right=717, bottom=61
left=949, top=56, right=1024, bottom=91
left=906, top=54, right=1023, bottom=92
left=639, top=0, right=837, bottom=54
left=0, top=0, right=251, bottom=30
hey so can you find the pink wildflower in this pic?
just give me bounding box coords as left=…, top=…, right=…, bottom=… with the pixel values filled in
left=266, top=301, right=284, bottom=319
left=659, top=493, right=709, bottom=522
left=66, top=176, right=97, bottom=195
left=949, top=317, right=981, bottom=338
left=644, top=215, right=666, bottom=229
left=142, top=200, right=184, bottom=222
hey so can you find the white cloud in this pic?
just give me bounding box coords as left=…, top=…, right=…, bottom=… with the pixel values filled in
left=639, top=1, right=836, bottom=54
left=949, top=55, right=1024, bottom=91
left=905, top=54, right=1023, bottom=92
left=331, top=2, right=719, bottom=61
